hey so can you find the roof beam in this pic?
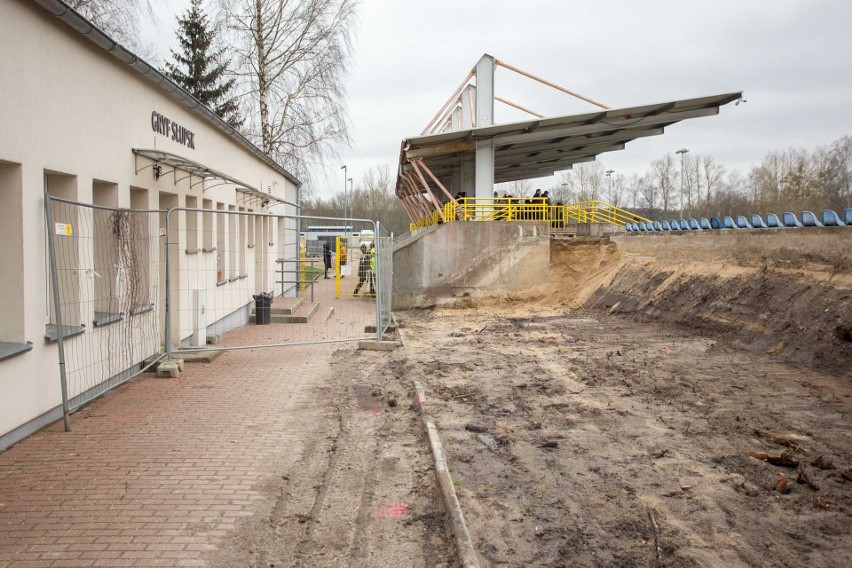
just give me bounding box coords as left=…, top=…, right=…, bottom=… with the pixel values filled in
left=495, top=127, right=664, bottom=158
left=495, top=143, right=626, bottom=168
left=494, top=107, right=718, bottom=146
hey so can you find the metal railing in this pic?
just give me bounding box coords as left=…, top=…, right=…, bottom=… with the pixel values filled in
left=409, top=198, right=651, bottom=230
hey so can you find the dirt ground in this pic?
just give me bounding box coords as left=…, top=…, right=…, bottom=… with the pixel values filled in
left=390, top=238, right=851, bottom=568
left=396, top=306, right=851, bottom=567
left=206, top=345, right=458, bottom=568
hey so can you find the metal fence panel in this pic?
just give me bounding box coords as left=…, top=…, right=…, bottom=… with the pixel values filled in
left=45, top=197, right=164, bottom=418
left=165, top=209, right=385, bottom=353
left=376, top=223, right=393, bottom=337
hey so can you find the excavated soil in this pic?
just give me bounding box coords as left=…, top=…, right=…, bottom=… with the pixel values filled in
left=393, top=236, right=851, bottom=567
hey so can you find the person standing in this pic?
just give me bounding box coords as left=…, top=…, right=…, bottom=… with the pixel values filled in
left=322, top=241, right=332, bottom=279
left=353, top=244, right=374, bottom=296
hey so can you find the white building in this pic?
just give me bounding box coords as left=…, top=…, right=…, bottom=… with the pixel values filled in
left=0, top=0, right=301, bottom=449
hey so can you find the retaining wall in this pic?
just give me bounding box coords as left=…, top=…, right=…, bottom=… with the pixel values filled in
left=393, top=222, right=550, bottom=309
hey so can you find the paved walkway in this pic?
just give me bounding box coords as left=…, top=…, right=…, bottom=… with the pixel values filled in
left=0, top=343, right=341, bottom=567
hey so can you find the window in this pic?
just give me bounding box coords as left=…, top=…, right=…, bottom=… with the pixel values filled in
left=228, top=205, right=237, bottom=278
left=185, top=195, right=198, bottom=252
left=238, top=208, right=246, bottom=276
left=0, top=161, right=24, bottom=343
left=92, top=181, right=120, bottom=323
left=216, top=203, right=226, bottom=284
left=202, top=199, right=214, bottom=251
left=44, top=172, right=80, bottom=330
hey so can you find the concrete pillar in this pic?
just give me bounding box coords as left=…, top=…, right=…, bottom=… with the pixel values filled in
left=474, top=54, right=495, bottom=200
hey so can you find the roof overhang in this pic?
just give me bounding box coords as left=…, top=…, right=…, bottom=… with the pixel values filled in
left=133, top=149, right=296, bottom=208
left=397, top=92, right=742, bottom=193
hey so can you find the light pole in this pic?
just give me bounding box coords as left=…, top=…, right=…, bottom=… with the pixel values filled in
left=676, top=148, right=689, bottom=219
left=340, top=165, right=347, bottom=226
left=606, top=169, right=614, bottom=204
left=347, top=178, right=353, bottom=221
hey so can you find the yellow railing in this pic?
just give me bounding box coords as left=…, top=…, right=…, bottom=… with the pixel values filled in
left=408, top=198, right=650, bottom=231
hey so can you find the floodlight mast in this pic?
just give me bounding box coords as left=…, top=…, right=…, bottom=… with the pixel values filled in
left=676, top=148, right=689, bottom=219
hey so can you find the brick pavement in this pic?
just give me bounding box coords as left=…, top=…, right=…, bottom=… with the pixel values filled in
left=0, top=341, right=347, bottom=568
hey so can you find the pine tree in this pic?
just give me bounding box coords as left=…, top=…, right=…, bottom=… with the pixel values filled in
left=165, top=0, right=243, bottom=129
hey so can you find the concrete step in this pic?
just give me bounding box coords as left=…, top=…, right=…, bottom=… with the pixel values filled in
left=270, top=296, right=304, bottom=315
left=252, top=300, right=319, bottom=324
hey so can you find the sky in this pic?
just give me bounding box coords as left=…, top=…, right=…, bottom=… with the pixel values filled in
left=141, top=0, right=852, bottom=198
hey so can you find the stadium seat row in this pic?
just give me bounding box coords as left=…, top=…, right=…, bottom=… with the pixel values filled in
left=626, top=209, right=852, bottom=233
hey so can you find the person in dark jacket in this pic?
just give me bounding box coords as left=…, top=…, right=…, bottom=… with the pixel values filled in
left=323, top=241, right=332, bottom=279
left=353, top=244, right=375, bottom=296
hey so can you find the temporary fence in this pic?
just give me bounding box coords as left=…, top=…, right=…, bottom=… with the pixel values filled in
left=45, top=197, right=393, bottom=429
left=164, top=209, right=386, bottom=355
left=45, top=196, right=164, bottom=428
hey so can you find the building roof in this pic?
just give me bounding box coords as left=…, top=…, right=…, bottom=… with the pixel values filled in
left=397, top=91, right=742, bottom=193
left=32, top=0, right=301, bottom=188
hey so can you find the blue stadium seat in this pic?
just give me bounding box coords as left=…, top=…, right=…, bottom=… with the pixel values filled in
left=700, top=218, right=712, bottom=229
left=751, top=214, right=769, bottom=228
left=632, top=222, right=640, bottom=232
left=688, top=218, right=700, bottom=230
left=638, top=221, right=648, bottom=232
left=821, top=210, right=846, bottom=226
left=801, top=211, right=823, bottom=227
left=668, top=219, right=680, bottom=230
left=710, top=217, right=723, bottom=229
left=661, top=220, right=672, bottom=231
left=678, top=219, right=690, bottom=230
left=736, top=215, right=753, bottom=229
left=723, top=216, right=738, bottom=229
left=625, top=223, right=633, bottom=232
left=766, top=213, right=782, bottom=228
left=783, top=212, right=803, bottom=227
left=842, top=209, right=852, bottom=225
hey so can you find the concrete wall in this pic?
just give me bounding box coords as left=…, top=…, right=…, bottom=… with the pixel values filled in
left=0, top=1, right=299, bottom=446
left=611, top=227, right=852, bottom=267
left=393, top=222, right=550, bottom=308
left=575, top=223, right=626, bottom=237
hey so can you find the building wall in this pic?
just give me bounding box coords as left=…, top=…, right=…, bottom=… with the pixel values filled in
left=0, top=1, right=299, bottom=444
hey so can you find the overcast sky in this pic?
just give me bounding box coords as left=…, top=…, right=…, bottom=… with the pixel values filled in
left=142, top=0, right=852, bottom=197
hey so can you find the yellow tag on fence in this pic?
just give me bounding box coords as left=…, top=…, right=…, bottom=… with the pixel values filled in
left=54, top=223, right=72, bottom=236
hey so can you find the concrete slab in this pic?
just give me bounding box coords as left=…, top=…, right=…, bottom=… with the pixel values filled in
left=358, top=340, right=401, bottom=351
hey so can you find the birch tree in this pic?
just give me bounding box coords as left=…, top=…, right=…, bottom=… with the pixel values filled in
left=219, top=0, right=357, bottom=182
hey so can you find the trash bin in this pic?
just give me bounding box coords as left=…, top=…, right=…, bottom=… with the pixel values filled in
left=253, top=292, right=273, bottom=325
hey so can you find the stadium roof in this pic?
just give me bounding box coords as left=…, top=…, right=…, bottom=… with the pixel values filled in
left=397, top=92, right=742, bottom=193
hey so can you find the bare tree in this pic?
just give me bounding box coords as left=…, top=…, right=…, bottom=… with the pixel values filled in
left=496, top=179, right=533, bottom=197
left=682, top=153, right=700, bottom=216
left=219, top=0, right=357, bottom=185
left=302, top=164, right=409, bottom=234
left=625, top=173, right=641, bottom=209
left=700, top=155, right=725, bottom=215
left=639, top=175, right=657, bottom=213
left=650, top=155, right=677, bottom=215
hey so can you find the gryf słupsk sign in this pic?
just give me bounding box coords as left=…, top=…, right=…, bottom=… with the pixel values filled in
left=151, top=111, right=195, bottom=149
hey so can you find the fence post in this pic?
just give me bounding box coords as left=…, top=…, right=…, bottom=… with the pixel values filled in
left=44, top=192, right=71, bottom=432
left=165, top=208, right=174, bottom=361
left=374, top=221, right=382, bottom=342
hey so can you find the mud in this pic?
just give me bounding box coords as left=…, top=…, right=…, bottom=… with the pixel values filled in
left=397, top=306, right=851, bottom=567
left=207, top=346, right=458, bottom=568
left=392, top=236, right=851, bottom=567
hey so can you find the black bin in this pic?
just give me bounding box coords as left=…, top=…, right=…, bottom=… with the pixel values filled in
left=253, top=292, right=273, bottom=325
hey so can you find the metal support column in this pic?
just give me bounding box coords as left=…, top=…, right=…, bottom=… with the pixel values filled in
left=474, top=54, right=495, bottom=200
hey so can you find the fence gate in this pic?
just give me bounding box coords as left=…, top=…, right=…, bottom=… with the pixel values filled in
left=164, top=209, right=390, bottom=355
left=45, top=196, right=164, bottom=426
